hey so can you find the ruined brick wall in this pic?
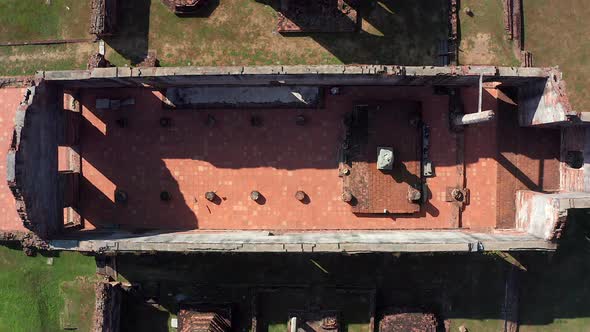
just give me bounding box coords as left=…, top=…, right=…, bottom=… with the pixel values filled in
left=7, top=81, right=62, bottom=239
left=449, top=0, right=459, bottom=65
left=503, top=0, right=523, bottom=49
left=161, top=0, right=204, bottom=14
left=518, top=69, right=574, bottom=126
left=378, top=308, right=438, bottom=332
left=0, top=76, right=34, bottom=88
left=93, top=281, right=122, bottom=332
left=90, top=0, right=118, bottom=36
left=515, top=191, right=570, bottom=241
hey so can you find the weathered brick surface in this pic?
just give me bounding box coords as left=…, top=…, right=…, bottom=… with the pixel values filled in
left=495, top=88, right=560, bottom=229
left=178, top=305, right=231, bottom=332
left=346, top=101, right=421, bottom=214
left=561, top=127, right=585, bottom=192
left=76, top=86, right=531, bottom=231
left=0, top=88, right=27, bottom=232
left=93, top=281, right=122, bottom=332
left=462, top=87, right=499, bottom=230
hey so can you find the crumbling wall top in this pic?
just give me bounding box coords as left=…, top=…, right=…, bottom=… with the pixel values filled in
left=7, top=81, right=61, bottom=239
left=90, top=0, right=118, bottom=36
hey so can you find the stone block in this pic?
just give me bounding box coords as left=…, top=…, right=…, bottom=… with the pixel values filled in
left=377, top=147, right=394, bottom=170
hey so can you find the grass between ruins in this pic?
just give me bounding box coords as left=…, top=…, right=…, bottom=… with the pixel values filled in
left=523, top=0, right=590, bottom=112
left=458, top=0, right=520, bottom=66
left=0, top=0, right=450, bottom=75
left=0, top=245, right=97, bottom=331
left=0, top=0, right=91, bottom=43
left=0, top=0, right=588, bottom=114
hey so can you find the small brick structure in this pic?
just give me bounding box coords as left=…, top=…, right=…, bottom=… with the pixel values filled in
left=502, top=0, right=523, bottom=49
left=177, top=304, right=231, bottom=332
left=277, top=0, right=359, bottom=33
left=521, top=50, right=533, bottom=67
left=378, top=308, right=438, bottom=332
left=288, top=310, right=340, bottom=332
left=87, top=53, right=111, bottom=70
left=448, top=0, right=459, bottom=65
left=161, top=0, right=207, bottom=15
left=137, top=51, right=159, bottom=68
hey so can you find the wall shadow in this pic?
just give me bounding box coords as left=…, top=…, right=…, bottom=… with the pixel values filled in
left=77, top=88, right=198, bottom=231
left=104, top=0, right=152, bottom=65
left=120, top=291, right=170, bottom=332
left=114, top=232, right=590, bottom=331
left=518, top=210, right=590, bottom=326
left=101, top=0, right=451, bottom=65
left=258, top=0, right=450, bottom=65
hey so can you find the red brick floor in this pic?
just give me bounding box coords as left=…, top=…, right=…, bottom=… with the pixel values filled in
left=75, top=86, right=526, bottom=231
left=0, top=88, right=26, bottom=232
left=462, top=87, right=499, bottom=230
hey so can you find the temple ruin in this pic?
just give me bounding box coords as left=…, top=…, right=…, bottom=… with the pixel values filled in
left=0, top=1, right=588, bottom=331
left=0, top=64, right=587, bottom=254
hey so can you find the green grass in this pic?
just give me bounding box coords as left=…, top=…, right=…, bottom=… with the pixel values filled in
left=60, top=277, right=96, bottom=331
left=268, top=323, right=288, bottom=332
left=449, top=318, right=505, bottom=332
left=1, top=0, right=449, bottom=73
left=0, top=0, right=92, bottom=43
left=0, top=246, right=97, bottom=332
left=0, top=43, right=94, bottom=76
left=523, top=0, right=590, bottom=112
left=458, top=0, right=520, bottom=66
left=106, top=0, right=449, bottom=67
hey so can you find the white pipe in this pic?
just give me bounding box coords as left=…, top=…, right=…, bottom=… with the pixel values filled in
left=290, top=317, right=297, bottom=332
left=453, top=110, right=495, bottom=126
left=478, top=74, right=483, bottom=113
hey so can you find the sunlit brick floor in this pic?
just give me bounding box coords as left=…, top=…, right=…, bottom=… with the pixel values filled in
left=0, top=88, right=26, bottom=232
left=76, top=85, right=515, bottom=231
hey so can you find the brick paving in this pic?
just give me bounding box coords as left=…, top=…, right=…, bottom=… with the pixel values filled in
left=0, top=84, right=560, bottom=233
left=0, top=88, right=26, bottom=232
left=77, top=85, right=516, bottom=231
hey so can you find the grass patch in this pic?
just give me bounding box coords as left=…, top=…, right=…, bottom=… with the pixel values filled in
left=448, top=318, right=505, bottom=332
left=60, top=277, right=96, bottom=331
left=523, top=0, right=590, bottom=112
left=0, top=0, right=92, bottom=43
left=458, top=0, right=520, bottom=66
left=105, top=0, right=449, bottom=67
left=1, top=0, right=449, bottom=73
left=0, top=246, right=97, bottom=331
left=268, top=323, right=288, bottom=332
left=0, top=43, right=94, bottom=76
